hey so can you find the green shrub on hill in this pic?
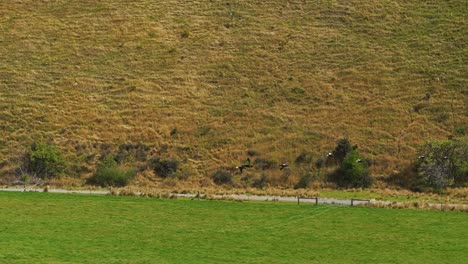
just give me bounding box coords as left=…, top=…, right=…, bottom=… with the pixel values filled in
left=330, top=150, right=372, bottom=188
left=28, top=143, right=65, bottom=179
left=90, top=155, right=136, bottom=187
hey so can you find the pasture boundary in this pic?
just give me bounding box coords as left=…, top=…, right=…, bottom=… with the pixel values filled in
left=1, top=187, right=467, bottom=212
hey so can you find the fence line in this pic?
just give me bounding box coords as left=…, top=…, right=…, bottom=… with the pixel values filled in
left=1, top=188, right=466, bottom=211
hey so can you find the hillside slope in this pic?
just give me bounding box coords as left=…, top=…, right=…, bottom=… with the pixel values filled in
left=0, top=0, right=466, bottom=185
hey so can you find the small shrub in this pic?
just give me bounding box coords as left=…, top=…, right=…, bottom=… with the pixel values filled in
left=174, top=168, right=191, bottom=180
left=212, top=170, right=232, bottom=185
left=330, top=150, right=372, bottom=188
left=28, top=143, right=65, bottom=178
left=90, top=155, right=136, bottom=187
left=454, top=126, right=465, bottom=136
left=150, top=158, right=180, bottom=178
left=93, top=166, right=136, bottom=187
left=180, top=30, right=190, bottom=38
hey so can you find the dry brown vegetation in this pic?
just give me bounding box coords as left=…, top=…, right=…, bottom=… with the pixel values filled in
left=0, top=1, right=466, bottom=190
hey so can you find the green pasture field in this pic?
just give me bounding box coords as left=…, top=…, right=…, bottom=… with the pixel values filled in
left=0, top=192, right=467, bottom=263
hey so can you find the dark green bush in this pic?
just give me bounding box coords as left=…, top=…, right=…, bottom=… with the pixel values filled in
left=150, top=158, right=180, bottom=178
left=329, top=150, right=372, bottom=188
left=212, top=170, right=233, bottom=185
left=28, top=142, right=65, bottom=178
left=90, top=155, right=136, bottom=187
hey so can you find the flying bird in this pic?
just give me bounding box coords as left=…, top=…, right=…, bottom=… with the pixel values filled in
left=236, top=158, right=252, bottom=173
left=279, top=162, right=289, bottom=170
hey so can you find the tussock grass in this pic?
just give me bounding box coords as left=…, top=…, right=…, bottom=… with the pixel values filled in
left=0, top=1, right=466, bottom=187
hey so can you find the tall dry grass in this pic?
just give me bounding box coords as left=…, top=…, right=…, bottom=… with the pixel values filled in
left=0, top=1, right=466, bottom=188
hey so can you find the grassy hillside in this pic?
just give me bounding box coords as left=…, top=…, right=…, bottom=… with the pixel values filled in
left=0, top=1, right=466, bottom=185
left=1, top=192, right=467, bottom=263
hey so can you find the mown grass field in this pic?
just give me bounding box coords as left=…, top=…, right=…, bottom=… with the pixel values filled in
left=0, top=192, right=467, bottom=263
left=0, top=0, right=467, bottom=186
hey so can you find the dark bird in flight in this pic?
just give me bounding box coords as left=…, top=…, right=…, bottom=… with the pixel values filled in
left=236, top=158, right=253, bottom=173
left=279, top=162, right=289, bottom=170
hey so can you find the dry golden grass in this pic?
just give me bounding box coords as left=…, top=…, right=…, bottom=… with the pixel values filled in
left=0, top=1, right=466, bottom=188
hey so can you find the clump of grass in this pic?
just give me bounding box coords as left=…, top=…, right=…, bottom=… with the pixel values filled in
left=150, top=158, right=180, bottom=178
left=212, top=170, right=233, bottom=185
left=89, top=155, right=136, bottom=187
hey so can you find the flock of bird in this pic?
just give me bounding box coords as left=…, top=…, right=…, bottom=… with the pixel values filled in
left=235, top=151, right=444, bottom=173
left=235, top=152, right=366, bottom=173
left=235, top=158, right=290, bottom=173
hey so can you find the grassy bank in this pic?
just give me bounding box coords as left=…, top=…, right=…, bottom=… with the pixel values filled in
left=0, top=0, right=466, bottom=185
